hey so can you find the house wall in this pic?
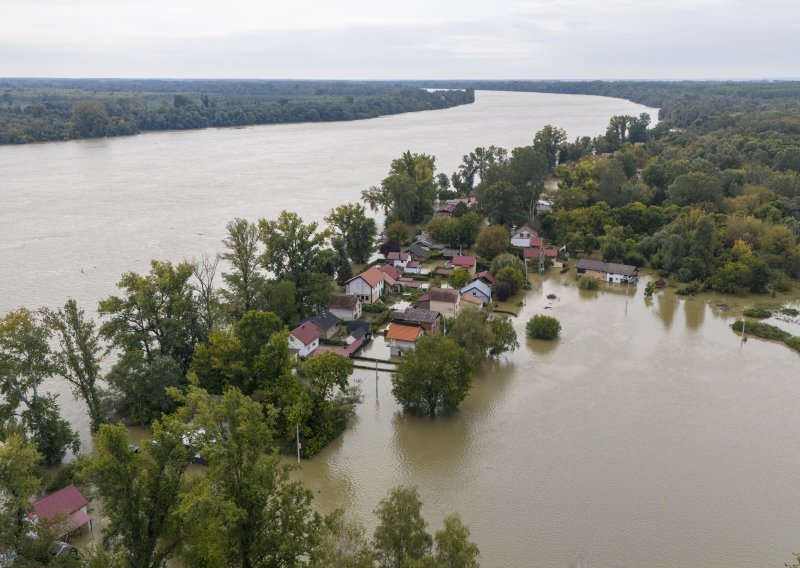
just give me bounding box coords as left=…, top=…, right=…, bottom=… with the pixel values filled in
left=346, top=278, right=382, bottom=304
left=288, top=335, right=319, bottom=357
left=330, top=305, right=360, bottom=321
left=389, top=339, right=417, bottom=356
left=431, top=298, right=460, bottom=316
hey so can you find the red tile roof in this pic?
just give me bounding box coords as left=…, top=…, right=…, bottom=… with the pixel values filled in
left=290, top=322, right=323, bottom=346
left=387, top=252, right=411, bottom=261
left=523, top=247, right=558, bottom=259
left=430, top=288, right=460, bottom=303
left=32, top=485, right=87, bottom=519
left=386, top=324, right=423, bottom=342
left=473, top=270, right=495, bottom=284
left=452, top=255, right=476, bottom=268
left=530, top=237, right=544, bottom=247
left=346, top=266, right=384, bottom=288
left=380, top=264, right=401, bottom=281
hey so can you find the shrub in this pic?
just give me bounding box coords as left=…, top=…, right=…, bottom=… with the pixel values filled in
left=526, top=315, right=561, bottom=340
left=743, top=307, right=772, bottom=319
left=495, top=266, right=525, bottom=293
left=577, top=275, right=599, bottom=290
left=494, top=280, right=513, bottom=301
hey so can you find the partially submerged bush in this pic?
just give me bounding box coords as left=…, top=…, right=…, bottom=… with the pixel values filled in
left=526, top=315, right=561, bottom=340
left=577, top=276, right=599, bottom=290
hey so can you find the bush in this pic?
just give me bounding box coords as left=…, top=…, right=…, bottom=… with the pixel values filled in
left=494, top=280, right=513, bottom=301
left=495, top=266, right=525, bottom=293
left=526, top=315, right=561, bottom=340
left=743, top=307, right=772, bottom=319
left=780, top=307, right=800, bottom=317
left=577, top=275, right=599, bottom=290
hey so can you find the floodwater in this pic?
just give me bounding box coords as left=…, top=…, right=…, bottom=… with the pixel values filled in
left=3, top=90, right=800, bottom=567
left=295, top=278, right=800, bottom=568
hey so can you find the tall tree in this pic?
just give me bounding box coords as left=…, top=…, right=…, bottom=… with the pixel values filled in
left=480, top=181, right=527, bottom=227
left=0, top=434, right=42, bottom=544
left=0, top=308, right=79, bottom=465
left=391, top=336, right=474, bottom=417
left=192, top=253, right=222, bottom=339
left=362, top=151, right=437, bottom=224
left=99, top=260, right=200, bottom=373
left=372, top=486, right=433, bottom=568
left=533, top=125, right=567, bottom=169
left=176, top=387, right=321, bottom=568
left=445, top=308, right=518, bottom=363
left=46, top=299, right=106, bottom=433
left=221, top=219, right=264, bottom=320
left=89, top=420, right=193, bottom=568
left=325, top=203, right=378, bottom=264
left=434, top=514, right=481, bottom=568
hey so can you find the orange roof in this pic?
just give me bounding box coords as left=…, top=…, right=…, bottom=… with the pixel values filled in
left=346, top=266, right=384, bottom=288
left=386, top=323, right=423, bottom=342
left=461, top=294, right=484, bottom=306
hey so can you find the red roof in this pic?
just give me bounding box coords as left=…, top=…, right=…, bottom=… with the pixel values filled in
left=380, top=264, right=401, bottom=281
left=32, top=485, right=87, bottom=519
left=406, top=261, right=421, bottom=268
left=346, top=266, right=384, bottom=288
left=290, top=322, right=323, bottom=346
left=473, top=270, right=495, bottom=284
left=436, top=204, right=456, bottom=214
left=530, top=237, right=544, bottom=247
left=452, top=255, right=476, bottom=268
left=523, top=247, right=558, bottom=259
left=386, top=324, right=423, bottom=342
left=416, top=293, right=430, bottom=303
left=387, top=251, right=411, bottom=261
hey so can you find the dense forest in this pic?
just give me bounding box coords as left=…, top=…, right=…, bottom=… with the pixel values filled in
left=0, top=79, right=474, bottom=144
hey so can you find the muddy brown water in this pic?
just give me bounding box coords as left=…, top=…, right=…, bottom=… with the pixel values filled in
left=4, top=91, right=800, bottom=566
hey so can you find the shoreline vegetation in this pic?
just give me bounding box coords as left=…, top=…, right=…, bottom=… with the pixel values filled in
left=2, top=79, right=800, bottom=565
left=0, top=78, right=475, bottom=144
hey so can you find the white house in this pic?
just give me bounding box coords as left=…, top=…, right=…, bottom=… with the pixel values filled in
left=511, top=226, right=541, bottom=248
left=328, top=294, right=362, bottom=321
left=345, top=266, right=385, bottom=304
left=459, top=280, right=491, bottom=305
left=429, top=287, right=461, bottom=316
left=576, top=259, right=639, bottom=284
left=387, top=251, right=412, bottom=269
left=386, top=323, right=424, bottom=356
left=288, top=322, right=322, bottom=358
left=404, top=261, right=422, bottom=274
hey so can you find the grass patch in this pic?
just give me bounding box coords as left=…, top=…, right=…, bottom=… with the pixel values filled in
left=732, top=320, right=800, bottom=354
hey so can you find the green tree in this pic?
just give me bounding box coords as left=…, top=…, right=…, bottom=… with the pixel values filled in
left=526, top=315, right=561, bottom=340
left=106, top=352, right=182, bottom=425
left=0, top=434, right=42, bottom=544
left=427, top=216, right=458, bottom=245
left=455, top=212, right=483, bottom=247
left=373, top=486, right=433, bottom=568
left=494, top=266, right=525, bottom=294
left=490, top=252, right=525, bottom=275
left=72, top=100, right=109, bottom=137
left=302, top=352, right=353, bottom=400
left=310, top=510, right=376, bottom=568
left=221, top=219, right=264, bottom=320
left=362, top=152, right=437, bottom=224
left=385, top=220, right=409, bottom=244
left=176, top=387, right=321, bottom=568
left=448, top=268, right=471, bottom=290
left=391, top=336, right=474, bottom=417
left=533, top=124, right=567, bottom=169
left=475, top=225, right=510, bottom=260
left=99, top=260, right=200, bottom=372
left=667, top=172, right=724, bottom=210
left=480, top=181, right=526, bottom=227
left=434, top=514, right=480, bottom=568
left=325, top=203, right=378, bottom=264
left=445, top=308, right=518, bottom=363
left=259, top=211, right=329, bottom=284
left=89, top=420, right=193, bottom=568
left=0, top=308, right=79, bottom=465
left=192, top=253, right=222, bottom=340
left=46, top=299, right=106, bottom=434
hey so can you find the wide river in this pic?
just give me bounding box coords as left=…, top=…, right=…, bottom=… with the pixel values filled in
left=2, top=91, right=800, bottom=567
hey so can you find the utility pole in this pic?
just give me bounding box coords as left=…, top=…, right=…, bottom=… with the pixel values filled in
left=296, top=423, right=301, bottom=464
left=740, top=306, right=747, bottom=347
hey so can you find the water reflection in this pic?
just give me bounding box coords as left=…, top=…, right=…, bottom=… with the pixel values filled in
left=684, top=297, right=706, bottom=330
left=656, top=290, right=679, bottom=329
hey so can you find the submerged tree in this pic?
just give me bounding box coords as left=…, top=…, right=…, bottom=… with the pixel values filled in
left=220, top=218, right=264, bottom=320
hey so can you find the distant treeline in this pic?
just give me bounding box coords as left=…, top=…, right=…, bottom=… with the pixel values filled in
left=403, top=80, right=800, bottom=129
left=0, top=79, right=474, bottom=144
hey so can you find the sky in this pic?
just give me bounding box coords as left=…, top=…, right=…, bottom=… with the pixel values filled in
left=1, top=0, right=798, bottom=79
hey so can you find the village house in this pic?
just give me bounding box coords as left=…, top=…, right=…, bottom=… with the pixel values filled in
left=345, top=266, right=385, bottom=304
left=379, top=264, right=402, bottom=293
left=31, top=484, right=92, bottom=538
left=460, top=294, right=484, bottom=309
left=386, top=323, right=424, bottom=356
left=511, top=226, right=540, bottom=248
left=387, top=251, right=412, bottom=269
left=328, top=294, right=362, bottom=321
left=576, top=258, right=639, bottom=283
left=288, top=322, right=322, bottom=358
left=459, top=280, right=491, bottom=305
left=450, top=255, right=477, bottom=276
left=298, top=310, right=341, bottom=340
left=404, top=260, right=422, bottom=274
left=473, top=270, right=495, bottom=287
left=389, top=307, right=442, bottom=334
left=429, top=287, right=461, bottom=316
left=523, top=246, right=559, bottom=261
left=434, top=203, right=456, bottom=217
left=414, top=293, right=431, bottom=310
left=445, top=196, right=477, bottom=207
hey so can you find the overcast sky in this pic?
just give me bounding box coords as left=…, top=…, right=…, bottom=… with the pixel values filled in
left=1, top=0, right=797, bottom=79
